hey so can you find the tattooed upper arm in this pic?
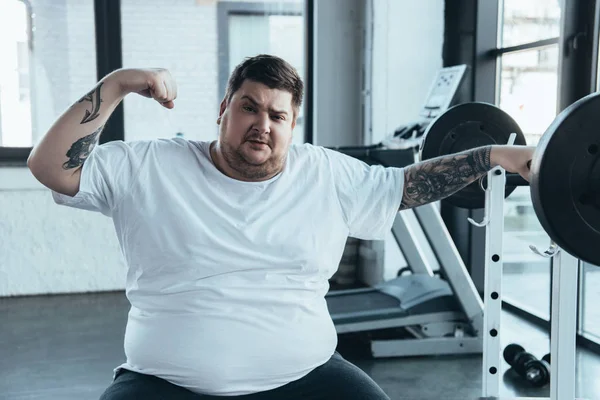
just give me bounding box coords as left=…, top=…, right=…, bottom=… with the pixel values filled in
left=61, top=83, right=105, bottom=170
left=399, top=146, right=492, bottom=211
left=62, top=125, right=104, bottom=170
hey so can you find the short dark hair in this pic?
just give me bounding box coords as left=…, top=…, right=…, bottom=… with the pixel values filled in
left=224, top=54, right=304, bottom=116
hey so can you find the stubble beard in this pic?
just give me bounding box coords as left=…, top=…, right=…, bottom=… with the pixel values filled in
left=221, top=140, right=286, bottom=181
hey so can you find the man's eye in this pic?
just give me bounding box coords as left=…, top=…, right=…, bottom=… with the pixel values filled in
left=243, top=106, right=255, bottom=112
left=272, top=115, right=284, bottom=121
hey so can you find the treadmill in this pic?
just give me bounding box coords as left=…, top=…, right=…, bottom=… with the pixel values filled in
left=326, top=65, right=484, bottom=358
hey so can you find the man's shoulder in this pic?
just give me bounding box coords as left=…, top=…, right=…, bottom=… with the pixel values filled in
left=289, top=142, right=337, bottom=160
left=115, top=137, right=207, bottom=154
left=92, top=138, right=207, bottom=169
left=290, top=143, right=359, bottom=165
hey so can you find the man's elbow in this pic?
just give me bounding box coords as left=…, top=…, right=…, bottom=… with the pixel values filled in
left=28, top=157, right=81, bottom=197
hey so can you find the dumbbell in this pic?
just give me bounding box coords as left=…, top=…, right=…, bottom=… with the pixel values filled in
left=503, top=344, right=551, bottom=387
left=542, top=353, right=550, bottom=364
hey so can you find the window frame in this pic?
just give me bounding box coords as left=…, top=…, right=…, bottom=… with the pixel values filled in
left=0, top=0, right=34, bottom=165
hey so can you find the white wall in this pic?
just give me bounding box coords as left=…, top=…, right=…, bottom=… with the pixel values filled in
left=312, top=0, right=364, bottom=147
left=357, top=0, right=444, bottom=283
left=0, top=0, right=445, bottom=297
left=370, top=0, right=445, bottom=144
left=0, top=185, right=125, bottom=296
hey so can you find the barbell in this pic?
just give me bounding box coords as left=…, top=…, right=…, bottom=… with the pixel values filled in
left=419, top=92, right=600, bottom=266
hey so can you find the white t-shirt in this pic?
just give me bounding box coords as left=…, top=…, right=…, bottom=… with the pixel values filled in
left=52, top=138, right=405, bottom=396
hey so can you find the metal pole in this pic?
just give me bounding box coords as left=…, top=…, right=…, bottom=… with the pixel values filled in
left=480, top=166, right=506, bottom=397
left=550, top=250, right=579, bottom=400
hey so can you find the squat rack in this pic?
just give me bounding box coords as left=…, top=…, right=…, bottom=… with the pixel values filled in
left=480, top=157, right=579, bottom=400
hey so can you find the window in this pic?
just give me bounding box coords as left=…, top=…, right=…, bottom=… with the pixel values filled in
left=120, top=0, right=306, bottom=144
left=0, top=0, right=32, bottom=147
left=498, top=0, right=562, bottom=321
left=450, top=0, right=600, bottom=357
left=0, top=0, right=97, bottom=165
left=219, top=1, right=306, bottom=144
left=500, top=0, right=561, bottom=47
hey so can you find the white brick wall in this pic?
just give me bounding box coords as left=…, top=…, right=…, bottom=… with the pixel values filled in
left=121, top=0, right=220, bottom=142
left=29, top=0, right=98, bottom=144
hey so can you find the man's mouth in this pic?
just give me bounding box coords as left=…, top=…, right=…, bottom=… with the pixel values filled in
left=247, top=139, right=268, bottom=146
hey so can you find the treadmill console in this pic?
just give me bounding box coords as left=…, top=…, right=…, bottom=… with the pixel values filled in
left=380, top=64, right=468, bottom=151
left=330, top=65, right=468, bottom=161
left=419, top=64, right=468, bottom=120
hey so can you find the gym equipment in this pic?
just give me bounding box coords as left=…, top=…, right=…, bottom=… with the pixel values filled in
left=381, top=64, right=469, bottom=150
left=326, top=182, right=484, bottom=358
left=503, top=344, right=551, bottom=387
left=331, top=64, right=467, bottom=154
left=419, top=93, right=600, bottom=399
left=419, top=102, right=527, bottom=209
left=542, top=353, right=551, bottom=364
left=420, top=97, right=600, bottom=266
left=530, top=95, right=600, bottom=268
left=326, top=65, right=483, bottom=359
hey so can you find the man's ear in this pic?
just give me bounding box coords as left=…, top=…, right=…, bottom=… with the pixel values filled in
left=292, top=108, right=299, bottom=130
left=219, top=97, right=228, bottom=117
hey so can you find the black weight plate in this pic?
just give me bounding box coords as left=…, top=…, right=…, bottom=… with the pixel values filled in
left=420, top=102, right=526, bottom=209
left=530, top=92, right=600, bottom=266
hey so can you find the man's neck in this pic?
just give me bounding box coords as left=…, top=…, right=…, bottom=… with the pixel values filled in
left=209, top=140, right=281, bottom=182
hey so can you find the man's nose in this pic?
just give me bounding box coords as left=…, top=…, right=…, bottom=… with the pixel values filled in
left=253, top=113, right=270, bottom=134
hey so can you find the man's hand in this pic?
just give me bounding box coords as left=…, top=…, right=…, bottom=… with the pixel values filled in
left=109, top=68, right=178, bottom=109
left=490, top=145, right=535, bottom=182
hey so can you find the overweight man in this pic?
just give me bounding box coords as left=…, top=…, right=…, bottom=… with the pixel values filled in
left=28, top=54, right=533, bottom=399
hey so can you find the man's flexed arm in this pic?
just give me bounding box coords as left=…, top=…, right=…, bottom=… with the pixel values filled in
left=399, top=145, right=533, bottom=211
left=28, top=68, right=177, bottom=197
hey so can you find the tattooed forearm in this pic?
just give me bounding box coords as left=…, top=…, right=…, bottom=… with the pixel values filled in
left=62, top=125, right=104, bottom=169
left=399, top=146, right=492, bottom=210
left=77, top=82, right=104, bottom=124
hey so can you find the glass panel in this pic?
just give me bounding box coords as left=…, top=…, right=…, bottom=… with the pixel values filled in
left=499, top=45, right=560, bottom=320
left=500, top=0, right=561, bottom=48
left=582, top=262, right=600, bottom=340
left=0, top=0, right=97, bottom=148
left=498, top=45, right=559, bottom=146
left=121, top=0, right=306, bottom=144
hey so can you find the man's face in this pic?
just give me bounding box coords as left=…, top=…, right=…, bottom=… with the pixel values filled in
left=217, top=80, right=296, bottom=181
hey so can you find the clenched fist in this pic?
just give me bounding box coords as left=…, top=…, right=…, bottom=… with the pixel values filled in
left=111, top=68, right=178, bottom=109
left=491, top=145, right=535, bottom=182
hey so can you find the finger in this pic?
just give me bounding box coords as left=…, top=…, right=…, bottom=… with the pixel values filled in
left=150, top=79, right=167, bottom=102
left=162, top=79, right=175, bottom=107
left=137, top=88, right=152, bottom=98
left=519, top=167, right=531, bottom=182
left=169, top=75, right=177, bottom=100
left=162, top=80, right=171, bottom=102
left=167, top=77, right=178, bottom=101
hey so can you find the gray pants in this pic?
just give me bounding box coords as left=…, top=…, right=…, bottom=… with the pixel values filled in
left=99, top=352, right=390, bottom=400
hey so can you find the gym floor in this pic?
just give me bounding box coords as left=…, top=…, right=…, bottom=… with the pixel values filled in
left=2, top=292, right=599, bottom=400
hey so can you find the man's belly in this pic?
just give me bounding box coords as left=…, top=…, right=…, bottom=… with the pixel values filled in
left=119, top=298, right=338, bottom=396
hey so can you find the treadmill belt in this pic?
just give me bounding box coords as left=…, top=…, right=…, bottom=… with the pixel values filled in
left=326, top=291, right=399, bottom=315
